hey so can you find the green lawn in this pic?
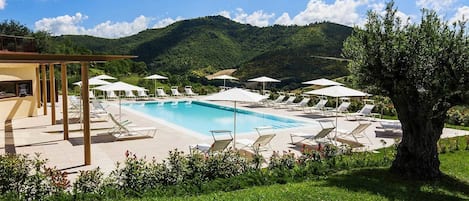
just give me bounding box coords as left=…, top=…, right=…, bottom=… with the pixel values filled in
left=128, top=150, right=469, bottom=201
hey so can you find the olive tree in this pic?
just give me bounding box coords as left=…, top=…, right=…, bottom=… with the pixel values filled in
left=343, top=2, right=469, bottom=179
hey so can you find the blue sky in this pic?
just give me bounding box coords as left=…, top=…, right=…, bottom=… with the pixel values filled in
left=0, top=0, right=467, bottom=38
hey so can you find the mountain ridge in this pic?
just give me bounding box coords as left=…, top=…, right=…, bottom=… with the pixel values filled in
left=50, top=16, right=353, bottom=87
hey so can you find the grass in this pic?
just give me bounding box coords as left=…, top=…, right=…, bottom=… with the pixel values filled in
left=125, top=140, right=469, bottom=201
left=129, top=167, right=469, bottom=201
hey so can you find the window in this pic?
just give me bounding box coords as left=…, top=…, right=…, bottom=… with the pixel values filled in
left=0, top=80, right=33, bottom=99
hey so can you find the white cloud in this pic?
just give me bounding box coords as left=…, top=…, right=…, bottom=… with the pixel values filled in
left=368, top=2, right=414, bottom=26
left=220, top=8, right=275, bottom=27
left=449, top=6, right=469, bottom=24
left=218, top=10, right=231, bottom=19
left=84, top=15, right=151, bottom=38
left=0, top=0, right=6, bottom=10
left=34, top=13, right=88, bottom=35
left=152, top=17, right=184, bottom=29
left=35, top=13, right=185, bottom=38
left=274, top=0, right=368, bottom=26
left=416, top=0, right=456, bottom=12
left=274, top=12, right=292, bottom=25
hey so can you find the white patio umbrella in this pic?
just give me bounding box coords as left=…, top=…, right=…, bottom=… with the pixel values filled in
left=302, top=78, right=343, bottom=86
left=203, top=88, right=267, bottom=148
left=212, top=75, right=238, bottom=88
left=305, top=85, right=370, bottom=139
left=248, top=76, right=280, bottom=94
left=94, top=81, right=147, bottom=120
left=144, top=74, right=168, bottom=96
left=91, top=74, right=117, bottom=80
left=73, top=78, right=112, bottom=86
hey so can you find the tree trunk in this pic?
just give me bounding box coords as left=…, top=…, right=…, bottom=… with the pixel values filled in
left=390, top=97, right=445, bottom=180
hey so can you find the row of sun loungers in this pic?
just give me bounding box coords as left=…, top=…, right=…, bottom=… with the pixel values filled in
left=155, top=86, right=198, bottom=98
left=258, top=94, right=377, bottom=121
left=85, top=86, right=198, bottom=100
left=68, top=95, right=158, bottom=140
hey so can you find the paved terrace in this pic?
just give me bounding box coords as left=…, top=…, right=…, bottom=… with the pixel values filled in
left=1, top=96, right=467, bottom=179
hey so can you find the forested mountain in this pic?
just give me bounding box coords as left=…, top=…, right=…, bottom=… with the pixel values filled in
left=50, top=16, right=353, bottom=88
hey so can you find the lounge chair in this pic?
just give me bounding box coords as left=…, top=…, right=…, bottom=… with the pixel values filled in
left=379, top=120, right=402, bottom=130
left=156, top=87, right=168, bottom=98
left=306, top=99, right=328, bottom=113
left=189, top=130, right=233, bottom=154
left=324, top=101, right=351, bottom=116
left=89, top=90, right=96, bottom=99
left=287, top=97, right=311, bottom=111
left=290, top=121, right=335, bottom=144
left=125, top=90, right=136, bottom=99
left=137, top=90, right=149, bottom=99
left=107, top=113, right=157, bottom=140
left=337, top=122, right=372, bottom=145
left=170, top=86, right=183, bottom=97
left=106, top=90, right=118, bottom=100
left=184, top=86, right=198, bottom=96
left=236, top=126, right=276, bottom=151
left=91, top=100, right=108, bottom=115
left=265, top=95, right=285, bottom=107
left=376, top=120, right=402, bottom=138
left=274, top=96, right=296, bottom=108
left=68, top=95, right=81, bottom=111
left=346, top=104, right=375, bottom=121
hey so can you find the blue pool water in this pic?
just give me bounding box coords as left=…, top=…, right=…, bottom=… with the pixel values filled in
left=122, top=101, right=306, bottom=136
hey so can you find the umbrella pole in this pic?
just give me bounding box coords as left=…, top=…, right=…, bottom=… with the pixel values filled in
left=154, top=80, right=157, bottom=97
left=262, top=82, right=265, bottom=95
left=119, top=91, right=122, bottom=121
left=233, top=101, right=237, bottom=149
left=335, top=97, right=339, bottom=143
left=223, top=79, right=226, bottom=88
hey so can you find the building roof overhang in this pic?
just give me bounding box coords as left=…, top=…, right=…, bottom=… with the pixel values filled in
left=0, top=52, right=137, bottom=64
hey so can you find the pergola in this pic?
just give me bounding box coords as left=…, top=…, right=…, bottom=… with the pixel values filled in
left=0, top=52, right=136, bottom=165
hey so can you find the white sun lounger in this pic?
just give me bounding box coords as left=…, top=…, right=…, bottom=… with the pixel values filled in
left=137, top=90, right=149, bottom=99
left=236, top=126, right=276, bottom=152
left=324, top=101, right=351, bottom=116
left=337, top=122, right=372, bottom=145
left=346, top=104, right=375, bottom=121
left=306, top=99, right=328, bottom=113
left=274, top=96, right=296, bottom=108
left=184, top=86, right=198, bottom=96
left=171, top=86, right=183, bottom=97
left=287, top=97, right=311, bottom=111
left=125, top=90, right=136, bottom=99
left=106, top=90, right=118, bottom=100
left=290, top=123, right=335, bottom=144
left=156, top=87, right=168, bottom=98
left=107, top=113, right=157, bottom=140
left=189, top=130, right=233, bottom=154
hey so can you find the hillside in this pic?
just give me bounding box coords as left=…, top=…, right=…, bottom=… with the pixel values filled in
left=51, top=16, right=353, bottom=87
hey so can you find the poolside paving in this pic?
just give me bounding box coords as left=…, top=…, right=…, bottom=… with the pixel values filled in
left=1, top=96, right=468, bottom=179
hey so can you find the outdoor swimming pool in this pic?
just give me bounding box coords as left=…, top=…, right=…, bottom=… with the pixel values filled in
left=122, top=101, right=306, bottom=136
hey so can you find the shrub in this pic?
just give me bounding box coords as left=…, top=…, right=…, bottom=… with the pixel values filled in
left=0, top=153, right=70, bottom=200
left=73, top=168, right=105, bottom=195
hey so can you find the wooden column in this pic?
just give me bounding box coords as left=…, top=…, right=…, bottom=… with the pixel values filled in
left=61, top=63, right=69, bottom=140
left=35, top=66, right=41, bottom=108
left=50, top=64, right=56, bottom=125
left=41, top=64, right=47, bottom=115
left=81, top=62, right=91, bottom=165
